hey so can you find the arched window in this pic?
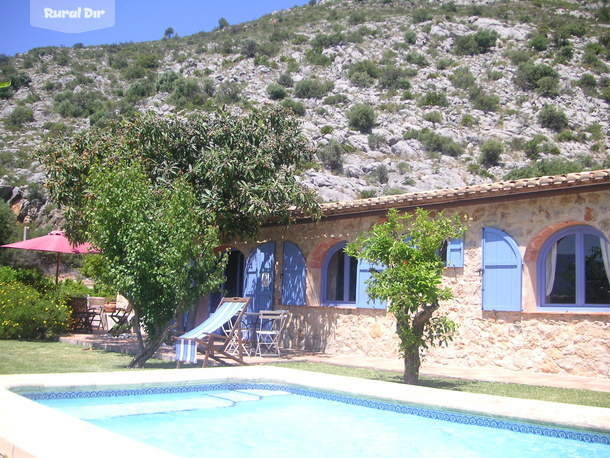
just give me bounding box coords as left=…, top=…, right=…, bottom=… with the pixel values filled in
left=321, top=241, right=386, bottom=309
left=538, top=226, right=610, bottom=310
left=322, top=242, right=357, bottom=305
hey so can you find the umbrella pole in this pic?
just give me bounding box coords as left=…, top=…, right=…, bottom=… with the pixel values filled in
left=55, top=252, right=60, bottom=285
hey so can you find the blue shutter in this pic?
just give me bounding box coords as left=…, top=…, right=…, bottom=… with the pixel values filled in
left=282, top=242, right=306, bottom=306
left=446, top=238, right=464, bottom=267
left=243, top=242, right=275, bottom=313
left=482, top=228, right=522, bottom=311
left=355, top=259, right=386, bottom=309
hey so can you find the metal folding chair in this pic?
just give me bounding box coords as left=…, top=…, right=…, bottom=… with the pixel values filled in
left=255, top=310, right=290, bottom=357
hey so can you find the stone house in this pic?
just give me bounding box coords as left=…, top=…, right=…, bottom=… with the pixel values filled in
left=192, top=170, right=610, bottom=378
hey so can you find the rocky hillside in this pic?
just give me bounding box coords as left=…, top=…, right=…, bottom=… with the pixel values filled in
left=1, top=0, right=609, bottom=224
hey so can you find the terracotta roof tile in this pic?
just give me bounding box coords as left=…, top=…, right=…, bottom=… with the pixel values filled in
left=318, top=169, right=610, bottom=217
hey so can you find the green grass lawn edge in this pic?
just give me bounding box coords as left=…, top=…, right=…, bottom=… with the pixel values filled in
left=0, top=341, right=608, bottom=408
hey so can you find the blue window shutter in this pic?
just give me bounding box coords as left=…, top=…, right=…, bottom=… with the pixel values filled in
left=482, top=228, right=522, bottom=311
left=355, top=259, right=386, bottom=309
left=446, top=238, right=464, bottom=267
left=282, top=242, right=306, bottom=306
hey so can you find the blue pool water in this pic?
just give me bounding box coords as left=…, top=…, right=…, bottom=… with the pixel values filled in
left=25, top=384, right=610, bottom=457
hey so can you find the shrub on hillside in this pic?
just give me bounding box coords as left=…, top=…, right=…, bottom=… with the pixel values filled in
left=378, top=66, right=411, bottom=90
left=281, top=98, right=306, bottom=116
left=418, top=91, right=449, bottom=107
left=538, top=104, right=568, bottom=132
left=277, top=73, right=294, bottom=88
left=294, top=78, right=333, bottom=99
left=215, top=81, right=242, bottom=104
left=346, top=104, right=376, bottom=133
left=54, top=90, right=106, bottom=118
left=479, top=139, right=504, bottom=167
left=513, top=62, right=559, bottom=96
left=4, top=106, right=34, bottom=129
left=317, top=139, right=345, bottom=173
left=504, top=158, right=586, bottom=180
left=404, top=129, right=464, bottom=157
left=156, top=71, right=180, bottom=93
left=266, top=83, right=287, bottom=100
left=449, top=67, right=476, bottom=90
left=454, top=30, right=498, bottom=56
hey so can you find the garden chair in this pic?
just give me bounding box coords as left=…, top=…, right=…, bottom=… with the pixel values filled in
left=108, top=302, right=132, bottom=334
left=255, top=310, right=290, bottom=357
left=87, top=296, right=107, bottom=330
left=175, top=297, right=251, bottom=367
left=67, top=297, right=95, bottom=333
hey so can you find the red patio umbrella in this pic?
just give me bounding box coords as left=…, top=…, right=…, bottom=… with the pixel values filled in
left=1, top=230, right=98, bottom=284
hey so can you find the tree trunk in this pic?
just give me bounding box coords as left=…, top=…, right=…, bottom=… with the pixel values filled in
left=128, top=323, right=170, bottom=368
left=401, top=302, right=439, bottom=385
left=403, top=345, right=421, bottom=384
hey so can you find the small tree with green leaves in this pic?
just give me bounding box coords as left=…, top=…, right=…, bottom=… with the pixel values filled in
left=346, top=208, right=466, bottom=384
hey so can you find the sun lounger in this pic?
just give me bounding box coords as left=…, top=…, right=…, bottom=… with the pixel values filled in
left=175, top=297, right=251, bottom=367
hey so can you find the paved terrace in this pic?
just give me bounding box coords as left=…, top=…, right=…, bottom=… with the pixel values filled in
left=60, top=332, right=610, bottom=394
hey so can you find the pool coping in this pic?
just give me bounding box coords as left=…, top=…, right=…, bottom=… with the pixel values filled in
left=1, top=366, right=609, bottom=457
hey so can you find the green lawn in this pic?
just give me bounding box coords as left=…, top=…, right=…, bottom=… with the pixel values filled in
left=1, top=341, right=608, bottom=409
left=0, top=340, right=175, bottom=374
left=272, top=362, right=610, bottom=409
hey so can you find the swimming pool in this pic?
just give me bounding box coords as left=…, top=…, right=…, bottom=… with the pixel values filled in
left=1, top=367, right=609, bottom=457
left=25, top=383, right=610, bottom=457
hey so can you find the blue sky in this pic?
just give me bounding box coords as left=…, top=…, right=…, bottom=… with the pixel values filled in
left=1, top=1, right=310, bottom=56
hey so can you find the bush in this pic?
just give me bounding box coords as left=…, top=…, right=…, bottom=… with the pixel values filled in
left=346, top=104, right=376, bottom=133
left=404, top=128, right=464, bottom=157
left=323, top=94, right=349, bottom=105
left=418, top=91, right=449, bottom=107
left=423, top=111, right=443, bottom=124
left=479, top=139, right=504, bottom=166
left=310, top=32, right=345, bottom=49
left=405, top=52, right=428, bottom=67
left=240, top=39, right=259, bottom=58
left=266, top=83, right=287, bottom=100
left=469, top=87, right=500, bottom=112
left=317, top=139, right=345, bottom=173
left=156, top=71, right=180, bottom=92
left=454, top=30, right=498, bottom=56
left=294, top=78, right=333, bottom=99
left=348, top=60, right=380, bottom=87
left=514, top=62, right=559, bottom=96
left=169, top=79, right=206, bottom=108
left=54, top=90, right=106, bottom=118
left=504, top=158, right=586, bottom=180
left=369, top=164, right=389, bottom=184
left=449, top=67, right=476, bottom=90
left=305, top=50, right=332, bottom=66
left=529, top=34, right=550, bottom=52
left=404, top=30, right=417, bottom=45
left=378, top=66, right=411, bottom=90
left=538, top=104, right=568, bottom=132
left=281, top=98, right=306, bottom=116
left=126, top=81, right=153, bottom=101
left=215, top=81, right=241, bottom=104
left=277, top=73, right=294, bottom=87
left=4, top=106, right=34, bottom=129
left=0, top=281, right=70, bottom=340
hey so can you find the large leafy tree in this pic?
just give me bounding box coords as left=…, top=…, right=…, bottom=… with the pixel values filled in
left=39, top=107, right=320, bottom=367
left=83, top=161, right=225, bottom=367
left=39, top=107, right=320, bottom=242
left=346, top=208, right=466, bottom=384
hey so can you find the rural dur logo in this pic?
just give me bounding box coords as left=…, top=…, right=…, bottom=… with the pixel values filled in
left=30, top=0, right=115, bottom=33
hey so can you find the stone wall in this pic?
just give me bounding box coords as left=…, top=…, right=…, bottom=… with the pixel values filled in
left=230, top=190, right=610, bottom=378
